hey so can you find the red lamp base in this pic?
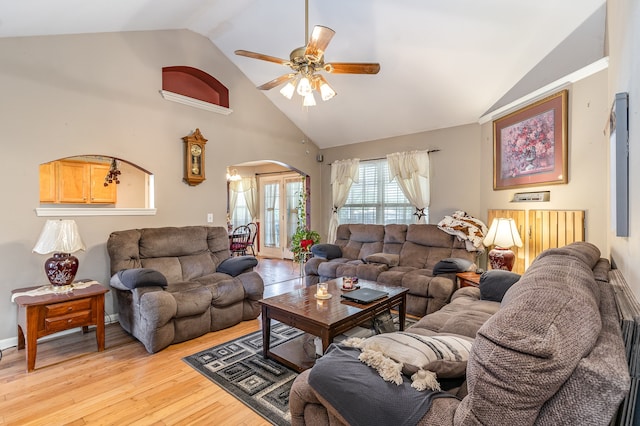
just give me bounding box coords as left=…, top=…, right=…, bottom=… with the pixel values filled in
left=488, top=247, right=515, bottom=271
left=44, top=252, right=79, bottom=286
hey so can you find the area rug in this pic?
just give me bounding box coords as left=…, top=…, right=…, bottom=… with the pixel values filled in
left=183, top=316, right=415, bottom=425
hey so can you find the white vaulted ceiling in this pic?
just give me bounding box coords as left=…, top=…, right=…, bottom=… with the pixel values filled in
left=0, top=0, right=606, bottom=148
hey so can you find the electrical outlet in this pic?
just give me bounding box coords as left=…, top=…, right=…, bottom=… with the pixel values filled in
left=207, top=213, right=213, bottom=223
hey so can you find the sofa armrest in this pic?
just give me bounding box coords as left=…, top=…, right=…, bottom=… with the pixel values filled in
left=234, top=270, right=264, bottom=301
left=305, top=256, right=327, bottom=276
left=217, top=256, right=258, bottom=277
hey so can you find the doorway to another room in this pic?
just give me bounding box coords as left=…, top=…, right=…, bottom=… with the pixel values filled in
left=227, top=161, right=307, bottom=260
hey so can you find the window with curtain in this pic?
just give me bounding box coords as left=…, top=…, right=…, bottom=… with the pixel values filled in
left=338, top=159, right=418, bottom=225
left=231, top=191, right=252, bottom=229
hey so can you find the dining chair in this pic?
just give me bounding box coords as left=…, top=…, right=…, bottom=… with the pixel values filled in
left=246, top=222, right=258, bottom=256
left=230, top=225, right=251, bottom=256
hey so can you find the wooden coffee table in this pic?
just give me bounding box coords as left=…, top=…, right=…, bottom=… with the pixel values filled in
left=259, top=279, right=409, bottom=372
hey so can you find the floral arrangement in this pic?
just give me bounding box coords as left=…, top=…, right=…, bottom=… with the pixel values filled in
left=501, top=110, right=555, bottom=179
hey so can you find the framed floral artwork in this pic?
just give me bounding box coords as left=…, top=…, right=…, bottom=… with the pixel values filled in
left=493, top=90, right=568, bottom=190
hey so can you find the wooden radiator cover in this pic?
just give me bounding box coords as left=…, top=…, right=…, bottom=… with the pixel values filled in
left=487, top=209, right=585, bottom=274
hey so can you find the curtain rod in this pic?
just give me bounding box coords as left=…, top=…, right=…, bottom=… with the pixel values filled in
left=329, top=149, right=441, bottom=165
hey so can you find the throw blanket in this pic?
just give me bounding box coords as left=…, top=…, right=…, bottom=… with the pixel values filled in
left=438, top=210, right=488, bottom=252
left=308, top=344, right=457, bottom=426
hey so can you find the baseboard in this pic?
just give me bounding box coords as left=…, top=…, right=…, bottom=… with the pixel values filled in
left=0, top=313, right=120, bottom=351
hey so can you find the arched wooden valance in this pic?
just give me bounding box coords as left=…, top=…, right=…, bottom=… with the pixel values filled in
left=161, top=66, right=231, bottom=112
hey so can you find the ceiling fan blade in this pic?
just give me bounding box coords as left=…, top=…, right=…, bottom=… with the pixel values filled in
left=235, top=50, right=289, bottom=66
left=324, top=62, right=381, bottom=74
left=304, top=25, right=335, bottom=62
left=257, top=73, right=296, bottom=90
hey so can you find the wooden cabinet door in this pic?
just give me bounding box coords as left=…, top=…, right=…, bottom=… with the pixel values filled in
left=89, top=163, right=117, bottom=203
left=57, top=161, right=88, bottom=203
left=39, top=162, right=56, bottom=203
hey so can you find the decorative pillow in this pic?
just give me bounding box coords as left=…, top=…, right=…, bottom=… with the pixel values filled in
left=365, top=253, right=400, bottom=267
left=311, top=243, right=343, bottom=260
left=217, top=256, right=258, bottom=277
left=111, top=268, right=168, bottom=290
left=479, top=269, right=521, bottom=302
left=433, top=258, right=476, bottom=275
left=343, top=332, right=473, bottom=391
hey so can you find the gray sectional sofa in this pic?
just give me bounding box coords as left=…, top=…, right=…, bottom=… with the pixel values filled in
left=305, top=223, right=478, bottom=317
left=107, top=226, right=264, bottom=353
left=290, top=242, right=630, bottom=425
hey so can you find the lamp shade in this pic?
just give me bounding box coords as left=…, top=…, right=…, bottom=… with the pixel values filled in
left=483, top=218, right=523, bottom=249
left=33, top=220, right=85, bottom=254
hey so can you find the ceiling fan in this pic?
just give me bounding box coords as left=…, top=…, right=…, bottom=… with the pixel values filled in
left=234, top=0, right=380, bottom=106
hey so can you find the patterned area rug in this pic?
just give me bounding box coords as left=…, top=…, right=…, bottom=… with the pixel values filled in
left=183, top=323, right=305, bottom=425
left=183, top=315, right=415, bottom=425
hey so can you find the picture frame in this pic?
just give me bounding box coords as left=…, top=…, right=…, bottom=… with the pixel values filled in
left=493, top=90, right=568, bottom=190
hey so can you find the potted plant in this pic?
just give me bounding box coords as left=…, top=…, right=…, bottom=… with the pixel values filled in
left=290, top=184, right=320, bottom=263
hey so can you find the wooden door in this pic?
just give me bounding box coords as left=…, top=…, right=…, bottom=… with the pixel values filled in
left=487, top=209, right=526, bottom=274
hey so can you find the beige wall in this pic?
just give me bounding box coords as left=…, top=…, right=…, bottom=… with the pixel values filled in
left=0, top=30, right=321, bottom=342
left=319, top=123, right=483, bottom=238
left=479, top=69, right=610, bottom=260
left=607, top=0, right=640, bottom=296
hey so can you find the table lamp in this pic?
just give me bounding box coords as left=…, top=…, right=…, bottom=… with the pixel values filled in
left=483, top=218, right=523, bottom=271
left=33, top=219, right=86, bottom=287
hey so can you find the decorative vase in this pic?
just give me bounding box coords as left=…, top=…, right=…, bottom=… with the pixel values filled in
left=44, top=252, right=79, bottom=286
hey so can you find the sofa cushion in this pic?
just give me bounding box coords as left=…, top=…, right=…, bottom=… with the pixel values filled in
left=309, top=344, right=453, bottom=426
left=365, top=252, right=400, bottom=267
left=479, top=270, right=521, bottom=302
left=433, top=258, right=475, bottom=274
left=112, top=268, right=168, bottom=290
left=217, top=256, right=257, bottom=277
left=311, top=243, right=343, bottom=260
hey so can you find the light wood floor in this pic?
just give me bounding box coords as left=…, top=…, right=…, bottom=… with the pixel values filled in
left=0, top=258, right=306, bottom=426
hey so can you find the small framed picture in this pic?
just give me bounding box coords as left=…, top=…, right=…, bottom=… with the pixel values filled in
left=493, top=90, right=568, bottom=190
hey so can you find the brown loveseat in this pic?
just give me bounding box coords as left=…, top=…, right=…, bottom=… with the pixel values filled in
left=305, top=224, right=478, bottom=317
left=107, top=226, right=264, bottom=353
left=290, top=242, right=630, bottom=425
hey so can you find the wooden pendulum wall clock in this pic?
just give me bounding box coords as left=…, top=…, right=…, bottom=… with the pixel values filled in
left=182, top=128, right=207, bottom=186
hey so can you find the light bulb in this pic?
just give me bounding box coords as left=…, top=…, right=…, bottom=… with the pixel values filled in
left=280, top=81, right=295, bottom=99
left=303, top=92, right=316, bottom=107
left=297, top=76, right=312, bottom=96
left=320, top=81, right=336, bottom=101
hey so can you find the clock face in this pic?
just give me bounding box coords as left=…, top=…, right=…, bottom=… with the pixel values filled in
left=190, top=144, right=202, bottom=156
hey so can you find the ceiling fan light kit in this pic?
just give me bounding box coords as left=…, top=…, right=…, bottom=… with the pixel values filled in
left=235, top=0, right=379, bottom=107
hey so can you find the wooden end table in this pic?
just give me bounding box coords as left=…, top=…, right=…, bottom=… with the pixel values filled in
left=456, top=271, right=482, bottom=288
left=258, top=279, right=409, bottom=372
left=12, top=282, right=109, bottom=372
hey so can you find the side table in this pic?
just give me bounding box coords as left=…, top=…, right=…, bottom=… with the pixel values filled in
left=12, top=282, right=109, bottom=372
left=456, top=272, right=482, bottom=288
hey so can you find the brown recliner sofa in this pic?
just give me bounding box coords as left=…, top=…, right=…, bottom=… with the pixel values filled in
left=290, top=242, right=630, bottom=425
left=107, top=226, right=264, bottom=353
left=305, top=224, right=478, bottom=317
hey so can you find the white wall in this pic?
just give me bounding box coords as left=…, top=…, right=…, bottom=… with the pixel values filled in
left=0, top=30, right=321, bottom=342
left=478, top=70, right=610, bottom=257
left=607, top=0, right=640, bottom=296
left=319, top=123, right=482, bottom=238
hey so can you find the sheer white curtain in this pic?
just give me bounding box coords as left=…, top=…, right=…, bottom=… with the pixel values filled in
left=228, top=177, right=258, bottom=221
left=328, top=158, right=360, bottom=243
left=387, top=150, right=430, bottom=223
